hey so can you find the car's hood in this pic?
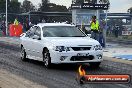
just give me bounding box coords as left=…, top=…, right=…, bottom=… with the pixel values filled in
left=43, top=37, right=99, bottom=46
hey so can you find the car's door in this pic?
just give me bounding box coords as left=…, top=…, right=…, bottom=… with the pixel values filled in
left=23, top=27, right=36, bottom=56
left=30, top=26, right=43, bottom=61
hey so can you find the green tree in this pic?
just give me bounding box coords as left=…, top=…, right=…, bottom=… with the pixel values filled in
left=0, top=0, right=20, bottom=13
left=39, top=1, right=68, bottom=12
left=40, top=0, right=49, bottom=11
left=9, top=0, right=21, bottom=13
left=128, top=7, right=132, bottom=13
left=21, top=0, right=36, bottom=13
left=48, top=3, right=68, bottom=12
left=0, top=0, right=10, bottom=13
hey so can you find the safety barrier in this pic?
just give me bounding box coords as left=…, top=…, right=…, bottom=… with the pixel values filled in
left=9, top=24, right=23, bottom=37
left=122, top=31, right=132, bottom=36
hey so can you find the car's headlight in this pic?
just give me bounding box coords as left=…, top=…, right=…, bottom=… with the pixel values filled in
left=93, top=45, right=102, bottom=51
left=53, top=46, right=70, bottom=52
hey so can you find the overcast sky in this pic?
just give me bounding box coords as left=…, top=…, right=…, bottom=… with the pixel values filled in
left=19, top=0, right=132, bottom=13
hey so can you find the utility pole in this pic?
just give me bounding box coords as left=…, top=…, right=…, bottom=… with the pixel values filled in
left=96, top=0, right=100, bottom=23
left=6, top=0, right=8, bottom=36
left=128, top=9, right=132, bottom=31
left=131, top=13, right=132, bottom=31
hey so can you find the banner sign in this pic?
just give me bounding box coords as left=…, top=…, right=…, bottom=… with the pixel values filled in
left=71, top=3, right=109, bottom=10
left=122, top=31, right=132, bottom=35
left=77, top=65, right=130, bottom=84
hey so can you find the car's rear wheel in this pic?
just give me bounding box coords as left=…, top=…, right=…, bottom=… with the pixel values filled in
left=21, top=46, right=28, bottom=61
left=89, top=62, right=101, bottom=68
left=43, top=49, right=52, bottom=68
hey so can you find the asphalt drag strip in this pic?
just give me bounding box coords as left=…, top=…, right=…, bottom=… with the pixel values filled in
left=0, top=42, right=132, bottom=88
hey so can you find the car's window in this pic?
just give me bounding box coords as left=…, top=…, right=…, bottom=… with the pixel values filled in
left=34, top=26, right=41, bottom=37
left=42, top=26, right=86, bottom=37
left=25, top=27, right=36, bottom=38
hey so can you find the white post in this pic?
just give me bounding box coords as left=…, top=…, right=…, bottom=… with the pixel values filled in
left=96, top=0, right=100, bottom=21
left=6, top=0, right=8, bottom=36
left=72, top=9, right=77, bottom=25
left=96, top=10, right=100, bottom=22
left=104, top=10, right=108, bottom=48
left=131, top=17, right=132, bottom=30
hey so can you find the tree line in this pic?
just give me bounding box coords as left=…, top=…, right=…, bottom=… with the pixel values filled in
left=0, top=0, right=131, bottom=14
left=128, top=7, right=132, bottom=13
left=0, top=0, right=131, bottom=24
left=0, top=0, right=68, bottom=13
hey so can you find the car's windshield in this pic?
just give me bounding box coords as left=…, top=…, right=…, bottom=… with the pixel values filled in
left=42, top=26, right=86, bottom=37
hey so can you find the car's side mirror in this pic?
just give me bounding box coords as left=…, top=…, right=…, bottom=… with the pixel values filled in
left=32, top=35, right=41, bottom=40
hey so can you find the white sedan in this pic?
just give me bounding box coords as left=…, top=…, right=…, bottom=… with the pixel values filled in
left=20, top=23, right=103, bottom=68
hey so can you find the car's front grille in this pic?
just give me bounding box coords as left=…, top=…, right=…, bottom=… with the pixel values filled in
left=70, top=56, right=94, bottom=61
left=71, top=47, right=91, bottom=51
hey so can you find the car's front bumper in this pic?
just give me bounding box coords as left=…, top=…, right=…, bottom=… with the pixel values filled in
left=50, top=50, right=103, bottom=64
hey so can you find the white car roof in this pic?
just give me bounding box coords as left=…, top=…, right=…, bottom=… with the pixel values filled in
left=37, top=23, right=75, bottom=27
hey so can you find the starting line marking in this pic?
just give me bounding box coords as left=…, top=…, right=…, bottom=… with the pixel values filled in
left=113, top=55, right=132, bottom=61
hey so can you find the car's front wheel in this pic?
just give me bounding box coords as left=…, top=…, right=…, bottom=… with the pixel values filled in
left=21, top=46, right=28, bottom=61
left=89, top=62, right=101, bottom=68
left=43, top=49, right=52, bottom=68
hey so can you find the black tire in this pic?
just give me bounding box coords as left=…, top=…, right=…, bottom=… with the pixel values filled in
left=21, top=46, right=28, bottom=61
left=89, top=62, right=101, bottom=68
left=43, top=48, right=52, bottom=68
